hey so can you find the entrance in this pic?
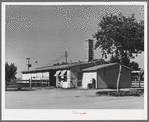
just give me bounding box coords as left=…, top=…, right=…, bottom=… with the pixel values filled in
left=50, top=70, right=56, bottom=86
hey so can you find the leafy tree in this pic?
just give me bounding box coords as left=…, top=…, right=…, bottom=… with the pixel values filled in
left=5, top=62, right=17, bottom=90
left=129, top=61, right=140, bottom=70
left=110, top=53, right=130, bottom=66
left=93, top=13, right=144, bottom=92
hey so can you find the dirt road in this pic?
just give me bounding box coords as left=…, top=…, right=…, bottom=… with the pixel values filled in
left=5, top=88, right=144, bottom=109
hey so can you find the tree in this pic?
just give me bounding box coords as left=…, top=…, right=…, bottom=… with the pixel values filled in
left=129, top=61, right=140, bottom=70
left=110, top=53, right=130, bottom=67
left=5, top=62, right=17, bottom=90
left=93, top=13, right=144, bottom=92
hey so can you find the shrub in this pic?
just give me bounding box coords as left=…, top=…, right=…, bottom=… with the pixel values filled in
left=96, top=90, right=144, bottom=97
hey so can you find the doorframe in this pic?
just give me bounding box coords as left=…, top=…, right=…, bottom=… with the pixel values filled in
left=96, top=71, right=98, bottom=89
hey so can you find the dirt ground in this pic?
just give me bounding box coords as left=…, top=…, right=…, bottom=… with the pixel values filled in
left=5, top=88, right=144, bottom=109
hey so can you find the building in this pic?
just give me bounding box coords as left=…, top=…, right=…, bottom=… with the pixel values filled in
left=21, top=39, right=132, bottom=89
left=21, top=60, right=105, bottom=88
left=82, top=63, right=132, bottom=89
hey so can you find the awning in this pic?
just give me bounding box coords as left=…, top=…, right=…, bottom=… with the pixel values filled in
left=54, top=70, right=61, bottom=76
left=60, top=70, right=67, bottom=76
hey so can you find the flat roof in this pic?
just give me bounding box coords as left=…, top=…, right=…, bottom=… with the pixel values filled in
left=21, top=60, right=104, bottom=73
left=131, top=71, right=141, bottom=73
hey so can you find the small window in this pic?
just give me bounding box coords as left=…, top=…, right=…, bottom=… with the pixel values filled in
left=63, top=72, right=67, bottom=82
left=78, top=72, right=82, bottom=80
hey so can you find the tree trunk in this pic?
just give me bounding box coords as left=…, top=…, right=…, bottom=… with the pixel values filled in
left=116, top=64, right=122, bottom=93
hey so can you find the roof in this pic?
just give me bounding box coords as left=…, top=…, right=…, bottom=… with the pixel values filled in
left=21, top=60, right=104, bottom=73
left=82, top=63, right=133, bottom=72
left=131, top=71, right=141, bottom=73
left=22, top=64, right=71, bottom=73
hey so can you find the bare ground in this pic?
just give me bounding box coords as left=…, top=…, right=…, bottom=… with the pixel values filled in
left=5, top=88, right=144, bottom=109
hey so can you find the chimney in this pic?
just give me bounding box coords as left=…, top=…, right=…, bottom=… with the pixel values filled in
left=85, top=39, right=94, bottom=62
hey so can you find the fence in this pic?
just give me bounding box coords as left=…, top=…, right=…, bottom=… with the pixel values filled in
left=6, top=79, right=50, bottom=90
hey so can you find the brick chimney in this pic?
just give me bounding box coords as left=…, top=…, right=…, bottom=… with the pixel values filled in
left=85, top=39, right=94, bottom=62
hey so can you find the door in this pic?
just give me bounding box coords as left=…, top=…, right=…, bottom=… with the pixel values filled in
left=50, top=70, right=56, bottom=86
left=77, top=72, right=82, bottom=87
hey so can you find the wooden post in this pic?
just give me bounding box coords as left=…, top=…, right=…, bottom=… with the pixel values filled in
left=30, top=78, right=32, bottom=89
left=116, top=46, right=123, bottom=93
left=116, top=65, right=122, bottom=93
left=139, top=72, right=141, bottom=88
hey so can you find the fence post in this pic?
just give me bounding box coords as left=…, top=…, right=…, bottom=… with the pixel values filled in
left=139, top=72, right=141, bottom=88
left=30, top=78, right=32, bottom=89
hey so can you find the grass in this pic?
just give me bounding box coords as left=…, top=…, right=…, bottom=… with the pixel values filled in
left=96, top=89, right=144, bottom=97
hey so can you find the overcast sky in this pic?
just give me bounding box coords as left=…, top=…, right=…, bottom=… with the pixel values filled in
left=5, top=4, right=144, bottom=78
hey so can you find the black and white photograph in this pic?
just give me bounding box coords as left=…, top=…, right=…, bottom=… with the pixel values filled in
left=2, top=2, right=147, bottom=120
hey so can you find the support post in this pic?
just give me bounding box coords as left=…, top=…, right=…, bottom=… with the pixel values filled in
left=139, top=72, right=141, bottom=88
left=116, top=65, right=122, bottom=93
left=116, top=46, right=123, bottom=93
left=65, top=51, right=67, bottom=63
left=30, top=78, right=32, bottom=89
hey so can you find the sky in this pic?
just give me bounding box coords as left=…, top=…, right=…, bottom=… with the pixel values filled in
left=5, top=4, right=144, bottom=78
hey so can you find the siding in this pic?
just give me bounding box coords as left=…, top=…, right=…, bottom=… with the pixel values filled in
left=97, top=64, right=131, bottom=89
left=70, top=67, right=80, bottom=87
left=120, top=66, right=132, bottom=88
left=97, top=65, right=119, bottom=89
left=82, top=72, right=97, bottom=88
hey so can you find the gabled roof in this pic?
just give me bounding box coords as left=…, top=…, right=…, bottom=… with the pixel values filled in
left=82, top=63, right=133, bottom=72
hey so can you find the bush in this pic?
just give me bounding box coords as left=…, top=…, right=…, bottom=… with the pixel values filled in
left=96, top=90, right=144, bottom=97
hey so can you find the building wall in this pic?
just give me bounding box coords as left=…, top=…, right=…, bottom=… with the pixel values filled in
left=70, top=67, right=80, bottom=88
left=97, top=64, right=131, bottom=89
left=119, top=67, right=132, bottom=88
left=22, top=72, right=49, bottom=80
left=69, top=61, right=102, bottom=87
left=22, top=72, right=50, bottom=86
left=97, top=65, right=119, bottom=89
left=82, top=72, right=97, bottom=88
left=55, top=70, right=75, bottom=88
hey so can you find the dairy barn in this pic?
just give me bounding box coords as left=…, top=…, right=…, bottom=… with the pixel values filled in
left=21, top=39, right=132, bottom=89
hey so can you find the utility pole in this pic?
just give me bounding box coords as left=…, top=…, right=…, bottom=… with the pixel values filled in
left=65, top=51, right=67, bottom=63
left=35, top=61, right=38, bottom=68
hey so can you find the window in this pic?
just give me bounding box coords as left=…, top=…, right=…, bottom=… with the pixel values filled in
left=77, top=72, right=82, bottom=87
left=60, top=70, right=67, bottom=82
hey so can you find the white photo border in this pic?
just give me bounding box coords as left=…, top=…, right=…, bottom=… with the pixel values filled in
left=2, top=2, right=148, bottom=120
